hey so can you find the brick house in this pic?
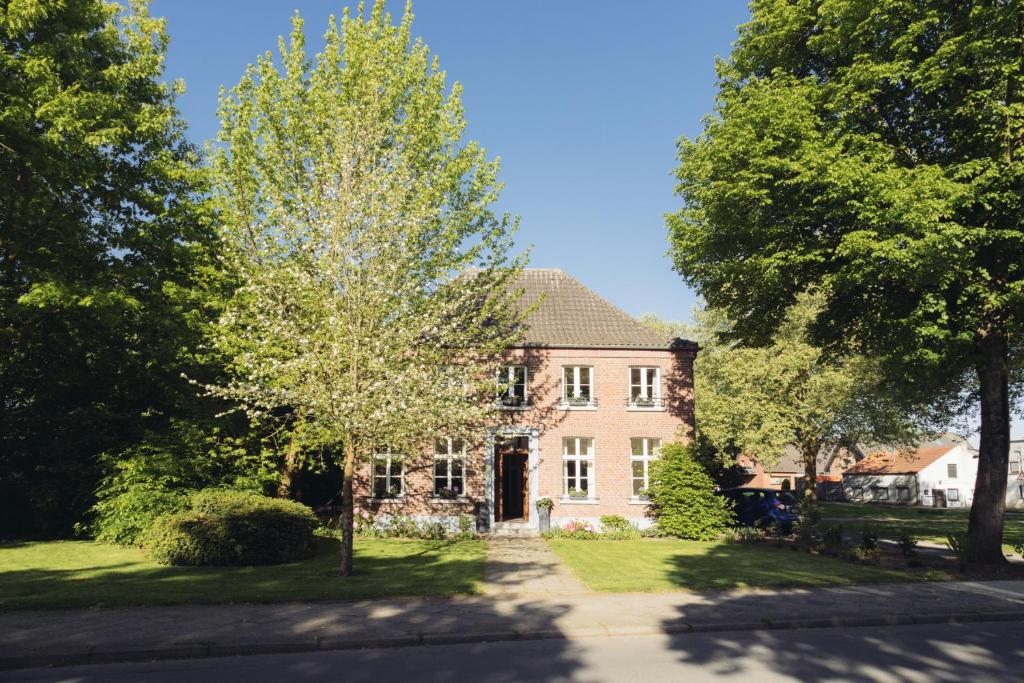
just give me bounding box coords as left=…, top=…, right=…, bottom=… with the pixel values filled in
left=354, top=269, right=697, bottom=532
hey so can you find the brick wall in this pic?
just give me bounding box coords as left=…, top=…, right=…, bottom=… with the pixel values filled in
left=353, top=345, right=697, bottom=529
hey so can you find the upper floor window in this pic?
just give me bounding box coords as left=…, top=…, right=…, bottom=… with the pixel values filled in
left=1011, top=457, right=1021, bottom=476
left=630, top=437, right=661, bottom=497
left=372, top=449, right=403, bottom=499
left=562, top=366, right=595, bottom=407
left=433, top=438, right=465, bottom=498
left=629, top=367, right=661, bottom=408
left=497, top=365, right=528, bottom=408
left=563, top=437, right=595, bottom=498
left=947, top=463, right=958, bottom=479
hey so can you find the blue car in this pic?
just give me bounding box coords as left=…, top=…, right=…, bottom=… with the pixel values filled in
left=718, top=487, right=799, bottom=533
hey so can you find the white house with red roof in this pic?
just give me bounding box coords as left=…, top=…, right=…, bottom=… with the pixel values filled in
left=841, top=439, right=978, bottom=508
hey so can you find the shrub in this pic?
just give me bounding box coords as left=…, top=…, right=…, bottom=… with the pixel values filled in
left=599, top=515, right=632, bottom=533
left=93, top=488, right=190, bottom=546
left=848, top=545, right=881, bottom=564
left=144, top=490, right=318, bottom=566
left=795, top=495, right=821, bottom=541
left=647, top=442, right=734, bottom=540
left=733, top=526, right=763, bottom=543
left=860, top=524, right=880, bottom=551
left=897, top=533, right=918, bottom=558
left=820, top=524, right=845, bottom=555
left=946, top=532, right=969, bottom=571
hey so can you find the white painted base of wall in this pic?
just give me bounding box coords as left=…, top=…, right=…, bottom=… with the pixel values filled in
left=551, top=516, right=655, bottom=531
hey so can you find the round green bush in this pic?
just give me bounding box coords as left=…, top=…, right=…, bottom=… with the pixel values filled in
left=144, top=490, right=318, bottom=566
left=648, top=442, right=735, bottom=540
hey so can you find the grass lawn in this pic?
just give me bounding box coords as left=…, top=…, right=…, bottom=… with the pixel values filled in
left=0, top=537, right=485, bottom=610
left=546, top=538, right=913, bottom=593
left=820, top=502, right=1024, bottom=550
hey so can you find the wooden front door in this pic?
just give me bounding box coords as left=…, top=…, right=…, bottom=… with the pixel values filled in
left=494, top=437, right=529, bottom=521
left=933, top=489, right=946, bottom=508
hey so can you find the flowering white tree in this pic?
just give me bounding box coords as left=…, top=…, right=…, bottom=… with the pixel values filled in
left=208, top=2, right=526, bottom=575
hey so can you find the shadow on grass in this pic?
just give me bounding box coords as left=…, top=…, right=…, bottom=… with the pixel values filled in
left=0, top=538, right=488, bottom=610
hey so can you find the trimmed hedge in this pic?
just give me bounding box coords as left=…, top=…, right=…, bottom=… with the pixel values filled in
left=144, top=490, right=318, bottom=566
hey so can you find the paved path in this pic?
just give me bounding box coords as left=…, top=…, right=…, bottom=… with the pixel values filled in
left=482, top=538, right=588, bottom=596
left=2, top=580, right=1023, bottom=670
left=8, top=621, right=1024, bottom=682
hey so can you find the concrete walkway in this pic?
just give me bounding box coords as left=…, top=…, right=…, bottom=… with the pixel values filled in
left=482, top=538, right=588, bottom=596
left=2, top=581, right=1024, bottom=670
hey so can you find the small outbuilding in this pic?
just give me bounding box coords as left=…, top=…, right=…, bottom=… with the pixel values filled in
left=841, top=442, right=978, bottom=508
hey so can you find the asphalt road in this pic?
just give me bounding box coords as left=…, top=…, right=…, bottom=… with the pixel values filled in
left=5, top=621, right=1023, bottom=683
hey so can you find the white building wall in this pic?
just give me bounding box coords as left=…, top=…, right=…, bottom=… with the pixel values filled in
left=1007, top=441, right=1024, bottom=510
left=842, top=473, right=918, bottom=504
left=917, top=444, right=977, bottom=509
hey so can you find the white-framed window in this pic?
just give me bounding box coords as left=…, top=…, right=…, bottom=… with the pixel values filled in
left=562, top=366, right=594, bottom=406
left=947, top=463, right=958, bottom=478
left=563, top=437, right=595, bottom=497
left=372, top=449, right=403, bottom=498
left=851, top=486, right=864, bottom=500
left=947, top=488, right=960, bottom=502
left=896, top=486, right=911, bottom=502
left=433, top=438, right=465, bottom=498
left=629, top=367, right=661, bottom=407
left=871, top=485, right=888, bottom=501
left=497, top=365, right=528, bottom=407
left=630, top=437, right=661, bottom=497
left=1010, top=456, right=1021, bottom=475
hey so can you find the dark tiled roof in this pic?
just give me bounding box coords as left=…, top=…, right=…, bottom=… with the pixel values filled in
left=512, top=269, right=695, bottom=350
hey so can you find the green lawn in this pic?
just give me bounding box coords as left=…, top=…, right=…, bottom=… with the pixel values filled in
left=0, top=537, right=485, bottom=610
left=546, top=539, right=912, bottom=592
left=820, top=502, right=1024, bottom=549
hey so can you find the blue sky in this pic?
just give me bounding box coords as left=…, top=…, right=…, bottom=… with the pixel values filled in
left=151, top=0, right=1019, bottom=440
left=152, top=0, right=752, bottom=325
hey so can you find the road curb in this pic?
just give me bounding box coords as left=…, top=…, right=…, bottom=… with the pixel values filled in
left=3, top=610, right=1023, bottom=672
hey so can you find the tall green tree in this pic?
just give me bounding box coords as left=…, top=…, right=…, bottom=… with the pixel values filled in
left=694, top=293, right=925, bottom=499
left=0, top=0, right=215, bottom=536
left=669, top=0, right=1023, bottom=563
left=208, top=2, right=526, bottom=575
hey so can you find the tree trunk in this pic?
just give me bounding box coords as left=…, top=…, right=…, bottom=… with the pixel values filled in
left=339, top=441, right=357, bottom=577
left=796, top=434, right=820, bottom=501
left=277, top=417, right=304, bottom=499
left=967, top=332, right=1011, bottom=565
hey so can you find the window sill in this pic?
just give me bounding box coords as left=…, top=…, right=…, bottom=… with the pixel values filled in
left=560, top=497, right=600, bottom=505
left=628, top=497, right=651, bottom=505
left=559, top=403, right=598, bottom=411
left=497, top=405, right=531, bottom=412
left=430, top=497, right=471, bottom=504
left=369, top=496, right=406, bottom=503
left=626, top=406, right=666, bottom=412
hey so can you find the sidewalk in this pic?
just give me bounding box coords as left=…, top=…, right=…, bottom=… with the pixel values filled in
left=2, top=580, right=1023, bottom=670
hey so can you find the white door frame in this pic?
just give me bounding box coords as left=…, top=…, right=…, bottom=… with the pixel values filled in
left=485, top=426, right=540, bottom=529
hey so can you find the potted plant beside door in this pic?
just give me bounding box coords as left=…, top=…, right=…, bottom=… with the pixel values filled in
left=536, top=497, right=554, bottom=533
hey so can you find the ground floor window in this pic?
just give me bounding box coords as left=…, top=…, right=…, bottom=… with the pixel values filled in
left=433, top=438, right=465, bottom=498
left=563, top=437, right=594, bottom=497
left=373, top=450, right=403, bottom=498
left=871, top=486, right=889, bottom=501
left=896, top=486, right=911, bottom=502
left=630, top=437, right=660, bottom=497
left=851, top=486, right=864, bottom=500
left=947, top=488, right=959, bottom=502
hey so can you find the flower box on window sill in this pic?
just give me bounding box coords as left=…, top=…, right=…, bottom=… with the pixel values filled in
left=560, top=496, right=600, bottom=505
left=560, top=398, right=598, bottom=410
left=498, top=396, right=531, bottom=410
left=431, top=496, right=471, bottom=504
left=627, top=397, right=665, bottom=411
left=370, top=495, right=406, bottom=504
